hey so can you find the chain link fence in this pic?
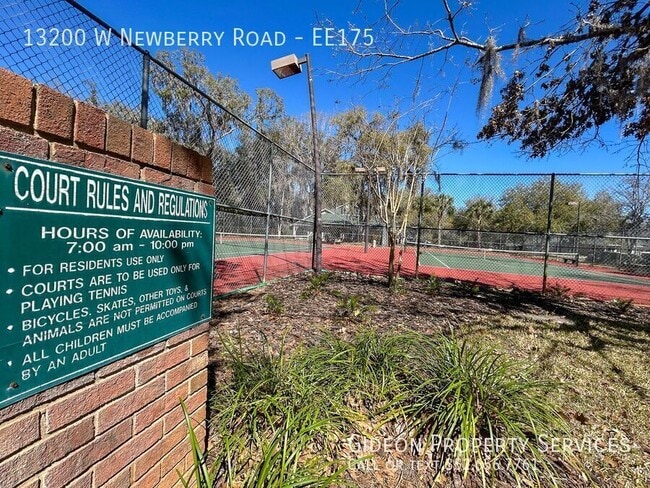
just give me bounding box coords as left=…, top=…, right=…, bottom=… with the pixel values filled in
left=1, top=0, right=315, bottom=294
left=4, top=0, right=649, bottom=302
left=322, top=172, right=650, bottom=302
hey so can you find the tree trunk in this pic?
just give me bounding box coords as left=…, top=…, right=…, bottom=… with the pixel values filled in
left=387, top=230, right=396, bottom=288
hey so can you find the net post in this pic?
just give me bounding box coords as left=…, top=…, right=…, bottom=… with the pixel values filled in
left=542, top=173, right=556, bottom=293
left=262, top=144, right=273, bottom=282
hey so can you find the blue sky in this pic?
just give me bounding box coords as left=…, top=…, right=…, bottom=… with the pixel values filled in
left=77, top=0, right=638, bottom=174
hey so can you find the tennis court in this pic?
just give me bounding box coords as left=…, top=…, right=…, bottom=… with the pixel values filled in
left=418, top=244, right=650, bottom=288
left=215, top=233, right=311, bottom=259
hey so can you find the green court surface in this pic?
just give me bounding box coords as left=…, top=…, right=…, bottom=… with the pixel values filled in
left=215, top=235, right=311, bottom=259
left=419, top=246, right=650, bottom=287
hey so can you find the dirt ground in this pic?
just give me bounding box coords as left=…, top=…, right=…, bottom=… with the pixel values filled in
left=210, top=272, right=650, bottom=487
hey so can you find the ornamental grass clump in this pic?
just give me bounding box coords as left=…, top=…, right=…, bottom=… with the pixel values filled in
left=181, top=330, right=581, bottom=487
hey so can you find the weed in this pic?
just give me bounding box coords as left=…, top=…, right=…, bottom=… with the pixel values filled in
left=460, top=278, right=481, bottom=295
left=423, top=275, right=442, bottom=295
left=301, top=271, right=331, bottom=298
left=264, top=294, right=285, bottom=315
left=611, top=297, right=633, bottom=313
left=389, top=277, right=406, bottom=295
left=547, top=282, right=571, bottom=298
left=337, top=294, right=375, bottom=323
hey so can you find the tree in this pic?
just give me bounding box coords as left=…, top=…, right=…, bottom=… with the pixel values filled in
left=430, top=194, right=455, bottom=245
left=333, top=108, right=436, bottom=287
left=336, top=0, right=649, bottom=164
left=463, top=198, right=495, bottom=248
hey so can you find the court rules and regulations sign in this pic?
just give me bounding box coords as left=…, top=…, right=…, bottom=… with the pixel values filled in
left=0, top=151, right=215, bottom=408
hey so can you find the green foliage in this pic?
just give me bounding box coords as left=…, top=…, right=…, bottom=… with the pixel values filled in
left=402, top=335, right=571, bottom=486
left=200, top=330, right=576, bottom=487
left=423, top=274, right=442, bottom=295
left=301, top=271, right=331, bottom=298
left=336, top=295, right=376, bottom=322
left=264, top=294, right=285, bottom=315
left=177, top=399, right=217, bottom=488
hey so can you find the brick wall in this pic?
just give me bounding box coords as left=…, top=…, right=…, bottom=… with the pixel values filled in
left=0, top=68, right=214, bottom=487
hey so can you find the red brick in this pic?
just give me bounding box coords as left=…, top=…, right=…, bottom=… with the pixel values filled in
left=163, top=382, right=190, bottom=414
left=153, top=133, right=172, bottom=170
left=141, top=166, right=172, bottom=186
left=132, top=465, right=160, bottom=488
left=100, top=466, right=131, bottom=488
left=44, top=419, right=131, bottom=488
left=94, top=420, right=163, bottom=486
left=133, top=395, right=167, bottom=435
left=75, top=101, right=106, bottom=150
left=97, top=377, right=165, bottom=434
left=0, top=126, right=48, bottom=159
left=0, top=374, right=93, bottom=424
left=34, top=84, right=74, bottom=140
left=160, top=440, right=188, bottom=479
left=131, top=125, right=153, bottom=164
left=65, top=471, right=93, bottom=488
left=185, top=151, right=208, bottom=180
left=104, top=155, right=140, bottom=179
left=171, top=175, right=195, bottom=191
left=162, top=418, right=188, bottom=453
left=0, top=418, right=94, bottom=487
left=189, top=369, right=208, bottom=395
left=194, top=181, right=214, bottom=196
left=133, top=439, right=165, bottom=480
left=190, top=334, right=209, bottom=357
left=50, top=142, right=87, bottom=167
left=171, top=142, right=190, bottom=176
left=0, top=68, right=33, bottom=128
left=96, top=342, right=164, bottom=379
left=0, top=411, right=40, bottom=462
left=166, top=351, right=208, bottom=390
left=200, top=155, right=213, bottom=183
left=166, top=323, right=209, bottom=348
left=106, top=114, right=131, bottom=158
left=137, top=343, right=191, bottom=386
left=163, top=387, right=206, bottom=435
left=46, top=369, right=135, bottom=433
left=158, top=458, right=184, bottom=488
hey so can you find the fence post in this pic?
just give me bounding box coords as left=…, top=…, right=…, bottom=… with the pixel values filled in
left=262, top=145, right=273, bottom=282
left=415, top=173, right=425, bottom=278
left=364, top=178, right=370, bottom=253
left=140, top=51, right=150, bottom=129
left=542, top=173, right=556, bottom=293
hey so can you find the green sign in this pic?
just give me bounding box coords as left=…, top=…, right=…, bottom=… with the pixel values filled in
left=0, top=151, right=215, bottom=408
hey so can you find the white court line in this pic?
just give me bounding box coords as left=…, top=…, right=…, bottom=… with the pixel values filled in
left=430, top=255, right=451, bottom=268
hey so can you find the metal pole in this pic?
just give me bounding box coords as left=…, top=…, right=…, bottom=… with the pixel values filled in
left=415, top=174, right=425, bottom=278
left=575, top=201, right=581, bottom=267
left=262, top=146, right=273, bottom=282
left=304, top=54, right=322, bottom=273
left=140, top=51, right=150, bottom=129
left=542, top=173, right=556, bottom=293
left=364, top=178, right=370, bottom=253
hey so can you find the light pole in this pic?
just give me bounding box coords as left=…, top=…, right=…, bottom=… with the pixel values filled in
left=568, top=200, right=581, bottom=266
left=271, top=53, right=322, bottom=273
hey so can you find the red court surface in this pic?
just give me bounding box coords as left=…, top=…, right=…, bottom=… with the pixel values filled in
left=213, top=245, right=650, bottom=305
